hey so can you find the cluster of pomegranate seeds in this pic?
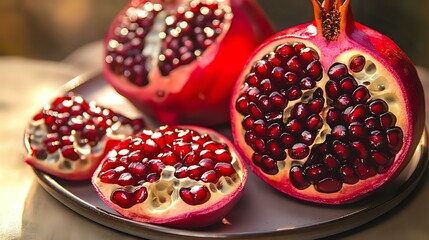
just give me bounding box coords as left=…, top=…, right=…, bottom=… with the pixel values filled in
left=290, top=62, right=403, bottom=193
left=235, top=41, right=405, bottom=194
left=236, top=42, right=324, bottom=174
left=105, top=0, right=230, bottom=85
left=105, top=2, right=162, bottom=86
left=158, top=1, right=229, bottom=75
left=30, top=93, right=145, bottom=162
left=98, top=125, right=237, bottom=208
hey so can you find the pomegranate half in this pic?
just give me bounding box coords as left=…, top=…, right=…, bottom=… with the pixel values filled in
left=231, top=0, right=425, bottom=204
left=24, top=93, right=146, bottom=180
left=92, top=125, right=247, bottom=228
left=103, top=0, right=273, bottom=125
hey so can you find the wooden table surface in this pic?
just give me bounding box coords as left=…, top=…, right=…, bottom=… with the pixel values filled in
left=1, top=41, right=429, bottom=240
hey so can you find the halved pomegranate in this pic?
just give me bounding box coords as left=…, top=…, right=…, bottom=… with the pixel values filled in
left=92, top=125, right=247, bottom=228
left=24, top=93, right=146, bottom=180
left=103, top=0, right=273, bottom=125
left=231, top=0, right=425, bottom=204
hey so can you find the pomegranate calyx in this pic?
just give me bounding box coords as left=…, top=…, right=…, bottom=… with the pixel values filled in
left=312, top=0, right=353, bottom=41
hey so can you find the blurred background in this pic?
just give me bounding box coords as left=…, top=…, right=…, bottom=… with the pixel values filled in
left=0, top=0, right=428, bottom=68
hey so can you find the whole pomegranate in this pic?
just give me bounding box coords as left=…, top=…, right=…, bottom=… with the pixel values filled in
left=103, top=0, right=273, bottom=125
left=231, top=0, right=425, bottom=204
left=24, top=93, right=146, bottom=180
left=92, top=125, right=247, bottom=228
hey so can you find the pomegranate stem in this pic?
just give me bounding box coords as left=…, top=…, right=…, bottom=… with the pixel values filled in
left=311, top=0, right=354, bottom=41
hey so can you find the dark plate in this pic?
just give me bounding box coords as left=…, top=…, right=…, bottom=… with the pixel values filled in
left=33, top=73, right=429, bottom=240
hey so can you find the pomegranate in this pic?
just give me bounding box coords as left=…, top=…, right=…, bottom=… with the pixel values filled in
left=24, top=93, right=146, bottom=180
left=103, top=0, right=273, bottom=125
left=231, top=0, right=425, bottom=204
left=92, top=125, right=247, bottom=228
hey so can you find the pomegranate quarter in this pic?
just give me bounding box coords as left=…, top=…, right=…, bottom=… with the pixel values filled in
left=24, top=93, right=146, bottom=180
left=231, top=0, right=425, bottom=204
left=92, top=125, right=247, bottom=228
left=103, top=0, right=273, bottom=125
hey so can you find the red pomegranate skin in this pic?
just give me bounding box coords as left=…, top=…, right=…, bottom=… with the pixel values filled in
left=103, top=0, right=274, bottom=126
left=231, top=0, right=425, bottom=204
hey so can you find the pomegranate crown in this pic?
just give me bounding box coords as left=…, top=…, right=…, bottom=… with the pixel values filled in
left=312, top=0, right=354, bottom=41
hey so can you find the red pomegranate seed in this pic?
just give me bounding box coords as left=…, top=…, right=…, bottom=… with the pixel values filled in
left=286, top=119, right=303, bottom=134
left=280, top=132, right=295, bottom=148
left=134, top=187, right=148, bottom=203
left=380, top=112, right=397, bottom=129
left=290, top=165, right=310, bottom=189
left=260, top=79, right=273, bottom=94
left=246, top=73, right=260, bottom=87
left=332, top=125, right=347, bottom=139
left=327, top=109, right=341, bottom=126
left=305, top=163, right=327, bottom=183
left=369, top=130, right=386, bottom=148
left=285, top=86, right=303, bottom=100
left=291, top=103, right=310, bottom=119
left=347, top=122, right=368, bottom=139
left=365, top=116, right=379, bottom=130
left=214, top=149, right=233, bottom=163
left=369, top=100, right=388, bottom=115
left=386, top=127, right=404, bottom=154
left=325, top=80, right=341, bottom=99
left=111, top=189, right=135, bottom=209
left=323, top=154, right=340, bottom=171
left=284, top=72, right=299, bottom=86
left=306, top=60, right=323, bottom=80
left=271, top=67, right=286, bottom=84
left=289, top=143, right=309, bottom=159
left=342, top=104, right=367, bottom=124
left=118, top=172, right=135, bottom=186
left=328, top=63, right=348, bottom=80
left=253, top=119, right=268, bottom=138
left=300, top=77, right=316, bottom=90
left=260, top=155, right=279, bottom=174
left=333, top=140, right=351, bottom=160
left=350, top=141, right=369, bottom=159
left=248, top=102, right=263, bottom=119
left=315, top=178, right=342, bottom=193
left=187, top=165, right=204, bottom=180
left=350, top=55, right=366, bottom=72
left=340, top=165, right=359, bottom=184
left=269, top=91, right=287, bottom=110
left=340, top=76, right=358, bottom=93
left=267, top=140, right=286, bottom=160
left=308, top=98, right=324, bottom=113
left=352, top=86, right=370, bottom=104
left=276, top=43, right=295, bottom=59
left=61, top=145, right=80, bottom=160
left=287, top=56, right=302, bottom=73
left=258, top=95, right=271, bottom=112
left=180, top=186, right=211, bottom=205
left=253, top=59, right=272, bottom=78
left=128, top=162, right=147, bottom=177
left=306, top=114, right=323, bottom=130
left=246, top=87, right=261, bottom=102
left=334, top=94, right=353, bottom=110
left=199, top=158, right=215, bottom=171
left=268, top=123, right=282, bottom=139
left=201, top=170, right=219, bottom=183
left=214, top=162, right=235, bottom=176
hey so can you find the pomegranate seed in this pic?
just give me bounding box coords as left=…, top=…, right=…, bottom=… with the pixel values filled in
left=285, top=86, right=303, bottom=100
left=183, top=151, right=199, bottom=166
left=134, top=187, right=148, bottom=203
left=188, top=165, right=204, bottom=180
left=175, top=166, right=188, bottom=179
left=214, top=162, right=235, bottom=176
left=386, top=127, right=404, bottom=154
left=180, top=186, right=211, bottom=205
left=365, top=116, right=379, bottom=129
left=248, top=102, right=263, bottom=119
left=201, top=170, right=219, bottom=183
left=260, top=79, right=273, bottom=94
left=350, top=141, right=368, bottom=159
left=242, top=116, right=255, bottom=130
left=287, top=56, right=302, bottom=73
left=118, top=172, right=135, bottom=186
left=327, top=109, right=341, bottom=126
left=258, top=95, right=271, bottom=112
left=308, top=98, right=324, bottom=113
left=380, top=112, right=397, bottom=129
left=315, top=178, right=342, bottom=193
left=128, top=162, right=147, bottom=177
left=352, top=86, right=370, bottom=104
left=284, top=72, right=299, bottom=86
left=111, top=190, right=135, bottom=209
left=246, top=87, right=261, bottom=103
left=253, top=119, right=268, bottom=138
left=260, top=155, right=278, bottom=174
left=268, top=123, right=283, bottom=139
left=276, top=43, right=295, bottom=59
left=289, top=143, right=309, bottom=159
left=99, top=169, right=118, bottom=184
left=286, top=119, right=304, bottom=134
left=199, top=158, right=215, bottom=171
left=333, top=140, right=350, bottom=160
left=271, top=67, right=286, bottom=84
left=325, top=80, right=341, bottom=99
left=331, top=125, right=347, bottom=139
left=342, top=104, right=367, bottom=124
left=246, top=73, right=260, bottom=87
left=280, top=132, right=295, bottom=148
left=300, top=131, right=315, bottom=145
left=306, top=60, right=323, bottom=80
left=267, top=140, right=286, bottom=160
left=291, top=103, right=310, bottom=119
left=253, top=59, right=272, bottom=78
left=290, top=166, right=310, bottom=189
left=334, top=94, right=353, bottom=110
left=369, top=100, right=388, bottom=115
left=340, top=165, right=359, bottom=184
left=323, top=154, right=340, bottom=171
left=369, top=130, right=386, bottom=148
left=305, top=164, right=327, bottom=183
left=293, top=42, right=306, bottom=52
left=340, top=76, right=358, bottom=93
left=306, top=114, right=323, bottom=130
left=61, top=145, right=80, bottom=160
left=214, top=149, right=233, bottom=163
left=300, top=77, right=316, bottom=90
left=269, top=91, right=287, bottom=110
left=350, top=55, right=366, bottom=72
left=328, top=63, right=348, bottom=80
left=347, top=122, right=368, bottom=139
